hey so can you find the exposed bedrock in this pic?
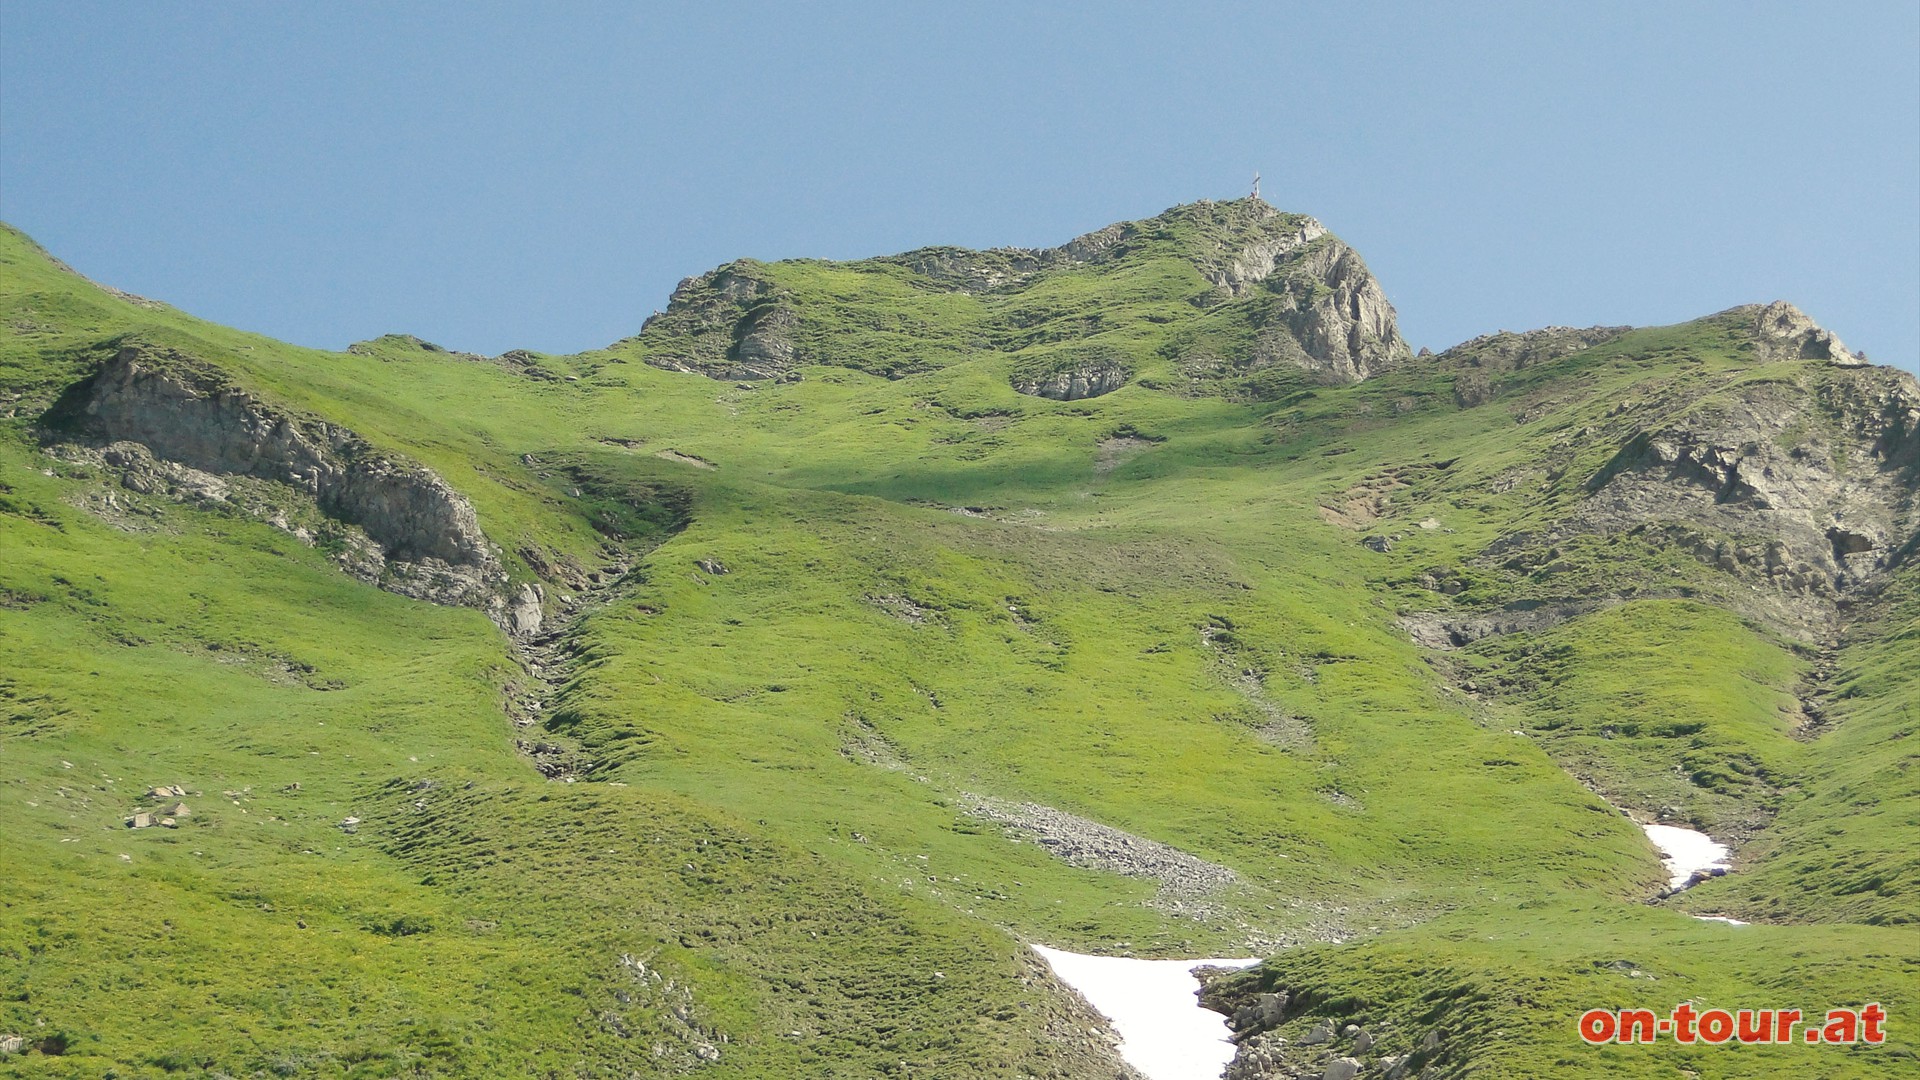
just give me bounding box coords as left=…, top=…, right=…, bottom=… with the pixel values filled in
left=1402, top=324, right=1917, bottom=647
left=1575, top=364, right=1919, bottom=625
left=49, top=344, right=518, bottom=620
left=633, top=199, right=1411, bottom=389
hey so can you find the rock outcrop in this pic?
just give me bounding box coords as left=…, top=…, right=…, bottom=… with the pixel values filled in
left=1399, top=600, right=1612, bottom=649
left=1011, top=363, right=1130, bottom=401
left=47, top=344, right=529, bottom=623
left=1042, top=201, right=1411, bottom=385
left=1436, top=325, right=1633, bottom=406
left=1749, top=300, right=1862, bottom=364
left=1403, top=349, right=1920, bottom=645
left=1255, top=235, right=1408, bottom=383
left=1571, top=363, right=1919, bottom=629
left=1435, top=325, right=1633, bottom=373
left=1201, top=973, right=1430, bottom=1080
left=631, top=262, right=802, bottom=381
left=1011, top=346, right=1133, bottom=400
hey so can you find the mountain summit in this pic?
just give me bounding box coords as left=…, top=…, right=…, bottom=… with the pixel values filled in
left=631, top=199, right=1411, bottom=392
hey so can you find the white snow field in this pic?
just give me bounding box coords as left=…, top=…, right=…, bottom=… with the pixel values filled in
left=1032, top=944, right=1259, bottom=1080
left=1640, top=821, right=1732, bottom=890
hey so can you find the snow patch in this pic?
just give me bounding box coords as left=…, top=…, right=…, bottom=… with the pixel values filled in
left=1032, top=944, right=1257, bottom=1080
left=1640, top=822, right=1731, bottom=891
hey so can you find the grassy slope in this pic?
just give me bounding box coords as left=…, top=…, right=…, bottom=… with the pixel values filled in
left=1689, top=570, right=1920, bottom=926
left=1, top=213, right=1913, bottom=1077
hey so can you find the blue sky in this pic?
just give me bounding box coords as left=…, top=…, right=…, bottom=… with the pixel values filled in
left=3, top=2, right=1916, bottom=370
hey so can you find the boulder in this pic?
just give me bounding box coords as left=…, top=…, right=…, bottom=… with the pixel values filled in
left=506, top=582, right=545, bottom=639
left=1299, top=1019, right=1335, bottom=1045
left=1322, top=1058, right=1362, bottom=1080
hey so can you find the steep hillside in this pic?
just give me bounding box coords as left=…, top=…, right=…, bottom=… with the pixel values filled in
left=0, top=203, right=1913, bottom=1079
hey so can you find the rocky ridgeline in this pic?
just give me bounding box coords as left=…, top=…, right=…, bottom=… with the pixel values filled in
left=1437, top=324, right=1633, bottom=407
left=44, top=343, right=535, bottom=629
left=1569, top=331, right=1914, bottom=638
left=626, top=198, right=1410, bottom=398
left=1398, top=305, right=1919, bottom=645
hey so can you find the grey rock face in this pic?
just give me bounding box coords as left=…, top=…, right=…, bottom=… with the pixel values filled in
left=1258, top=236, right=1409, bottom=383
left=57, top=345, right=510, bottom=616
left=1164, top=201, right=1412, bottom=385
left=732, top=300, right=799, bottom=372
left=506, top=583, right=546, bottom=638
left=1750, top=300, right=1861, bottom=364
left=1012, top=358, right=1132, bottom=401
left=1571, top=363, right=1919, bottom=635
left=637, top=262, right=800, bottom=381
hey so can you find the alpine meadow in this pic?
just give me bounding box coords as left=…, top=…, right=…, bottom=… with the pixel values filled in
left=0, top=197, right=1915, bottom=1079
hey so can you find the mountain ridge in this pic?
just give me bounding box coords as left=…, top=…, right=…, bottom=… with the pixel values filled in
left=1, top=210, right=1915, bottom=1079
left=623, top=199, right=1413, bottom=391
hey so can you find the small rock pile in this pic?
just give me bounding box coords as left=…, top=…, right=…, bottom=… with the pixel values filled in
left=125, top=785, right=192, bottom=829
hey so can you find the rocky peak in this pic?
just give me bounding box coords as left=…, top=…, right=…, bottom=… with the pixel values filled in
left=631, top=261, right=801, bottom=381
left=1746, top=300, right=1863, bottom=365
left=1054, top=199, right=1411, bottom=384
left=1146, top=198, right=1330, bottom=295
left=625, top=198, right=1410, bottom=388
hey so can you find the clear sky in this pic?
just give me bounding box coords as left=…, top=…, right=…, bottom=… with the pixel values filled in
left=3, top=2, right=1916, bottom=370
